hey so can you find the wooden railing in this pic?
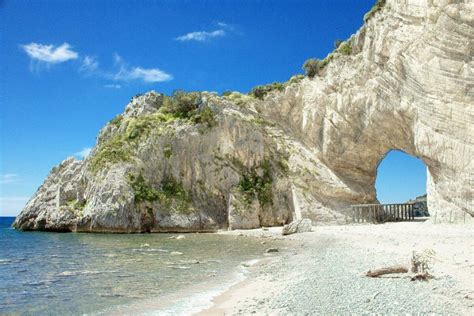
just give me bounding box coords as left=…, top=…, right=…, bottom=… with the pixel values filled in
left=351, top=203, right=415, bottom=223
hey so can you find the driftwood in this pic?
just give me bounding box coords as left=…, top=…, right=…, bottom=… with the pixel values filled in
left=366, top=265, right=408, bottom=277
left=366, top=249, right=436, bottom=280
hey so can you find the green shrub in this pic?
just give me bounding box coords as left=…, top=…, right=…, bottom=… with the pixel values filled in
left=364, top=0, right=386, bottom=22
left=123, top=112, right=178, bottom=141
left=66, top=199, right=86, bottom=214
left=334, top=39, right=343, bottom=49
left=277, top=156, right=289, bottom=175
left=125, top=116, right=154, bottom=140
left=302, top=58, right=321, bottom=78
left=159, top=175, right=193, bottom=214
left=288, top=74, right=304, bottom=84
left=160, top=90, right=202, bottom=119
left=109, top=115, right=123, bottom=127
left=223, top=92, right=253, bottom=107
left=191, top=106, right=217, bottom=128
left=163, top=144, right=172, bottom=159
left=249, top=82, right=285, bottom=100
left=128, top=173, right=160, bottom=204
left=238, top=159, right=273, bottom=206
left=338, top=41, right=352, bottom=55
left=88, top=135, right=133, bottom=174
left=161, top=176, right=185, bottom=198
left=128, top=173, right=193, bottom=213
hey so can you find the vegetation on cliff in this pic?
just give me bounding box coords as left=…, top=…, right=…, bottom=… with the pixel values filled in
left=364, top=0, right=386, bottom=22
left=88, top=134, right=134, bottom=174
left=237, top=160, right=274, bottom=206
left=89, top=91, right=217, bottom=174
left=249, top=82, right=285, bottom=100
left=127, top=173, right=193, bottom=214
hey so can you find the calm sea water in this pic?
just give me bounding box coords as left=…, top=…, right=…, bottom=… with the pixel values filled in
left=0, top=217, right=279, bottom=315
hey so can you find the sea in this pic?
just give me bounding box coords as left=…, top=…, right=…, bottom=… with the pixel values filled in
left=0, top=217, right=280, bottom=315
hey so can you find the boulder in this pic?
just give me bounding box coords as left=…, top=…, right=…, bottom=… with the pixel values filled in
left=282, top=219, right=313, bottom=236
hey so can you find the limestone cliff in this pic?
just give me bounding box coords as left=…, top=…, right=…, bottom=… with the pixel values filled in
left=14, top=0, right=473, bottom=232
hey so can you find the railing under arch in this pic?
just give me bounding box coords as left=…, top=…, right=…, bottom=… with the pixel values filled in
left=351, top=203, right=415, bottom=223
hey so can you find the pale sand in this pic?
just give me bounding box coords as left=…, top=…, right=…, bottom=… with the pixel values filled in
left=198, top=222, right=473, bottom=315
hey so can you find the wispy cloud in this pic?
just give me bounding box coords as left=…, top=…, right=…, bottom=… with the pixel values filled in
left=0, top=196, right=30, bottom=216
left=104, top=84, right=122, bottom=89
left=0, top=174, right=19, bottom=184
left=111, top=54, right=173, bottom=83
left=79, top=55, right=99, bottom=73
left=21, top=42, right=78, bottom=64
left=21, top=42, right=172, bottom=84
left=74, top=147, right=92, bottom=159
left=176, top=29, right=226, bottom=42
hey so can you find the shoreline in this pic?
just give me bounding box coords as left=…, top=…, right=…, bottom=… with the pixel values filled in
left=91, top=233, right=288, bottom=316
left=199, top=222, right=474, bottom=315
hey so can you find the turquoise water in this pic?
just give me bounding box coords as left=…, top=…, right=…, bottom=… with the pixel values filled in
left=0, top=217, right=278, bottom=315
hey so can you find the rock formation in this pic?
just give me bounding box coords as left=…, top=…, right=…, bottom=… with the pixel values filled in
left=282, top=219, right=313, bottom=235
left=14, top=0, right=473, bottom=232
left=407, top=194, right=429, bottom=217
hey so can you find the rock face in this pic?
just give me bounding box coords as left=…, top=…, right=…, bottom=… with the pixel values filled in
left=14, top=0, right=473, bottom=232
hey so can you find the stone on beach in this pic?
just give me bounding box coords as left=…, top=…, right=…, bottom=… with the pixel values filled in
left=282, top=219, right=312, bottom=235
left=265, top=248, right=279, bottom=253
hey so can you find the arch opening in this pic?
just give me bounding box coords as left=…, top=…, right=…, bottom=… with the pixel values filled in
left=375, top=150, right=429, bottom=218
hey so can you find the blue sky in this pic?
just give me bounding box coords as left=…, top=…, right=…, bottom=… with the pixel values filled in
left=0, top=0, right=426, bottom=216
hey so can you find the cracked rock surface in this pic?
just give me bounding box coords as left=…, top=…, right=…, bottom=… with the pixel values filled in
left=14, top=0, right=473, bottom=232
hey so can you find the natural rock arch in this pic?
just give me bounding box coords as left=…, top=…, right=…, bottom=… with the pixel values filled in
left=257, top=0, right=473, bottom=223
left=13, top=0, right=473, bottom=232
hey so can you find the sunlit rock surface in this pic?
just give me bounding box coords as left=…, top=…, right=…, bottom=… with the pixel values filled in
left=14, top=0, right=473, bottom=232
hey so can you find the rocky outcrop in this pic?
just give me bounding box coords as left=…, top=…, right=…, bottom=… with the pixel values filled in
left=14, top=0, right=473, bottom=232
left=407, top=194, right=429, bottom=217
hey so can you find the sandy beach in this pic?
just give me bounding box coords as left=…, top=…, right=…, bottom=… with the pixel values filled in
left=199, top=222, right=473, bottom=315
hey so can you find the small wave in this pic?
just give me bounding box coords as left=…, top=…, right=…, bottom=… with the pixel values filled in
left=151, top=271, right=246, bottom=315
left=58, top=270, right=103, bottom=277
left=23, top=281, right=48, bottom=287
left=96, top=269, right=248, bottom=316
left=132, top=248, right=169, bottom=253
left=100, top=293, right=126, bottom=298
left=168, top=266, right=191, bottom=270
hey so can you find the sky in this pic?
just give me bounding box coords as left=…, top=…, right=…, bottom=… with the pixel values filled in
left=0, top=0, right=427, bottom=216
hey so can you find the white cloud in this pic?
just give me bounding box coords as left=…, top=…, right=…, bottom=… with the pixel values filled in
left=111, top=54, right=173, bottom=83
left=20, top=43, right=172, bottom=84
left=21, top=42, right=78, bottom=64
left=74, top=147, right=92, bottom=159
left=176, top=29, right=225, bottom=42
left=104, top=84, right=122, bottom=89
left=0, top=196, right=29, bottom=216
left=79, top=55, right=99, bottom=73
left=0, top=174, right=19, bottom=184
left=128, top=67, right=173, bottom=82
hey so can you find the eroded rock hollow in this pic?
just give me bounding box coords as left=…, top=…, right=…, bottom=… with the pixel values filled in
left=14, top=0, right=473, bottom=232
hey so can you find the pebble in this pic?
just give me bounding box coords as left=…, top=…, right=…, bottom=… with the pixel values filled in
left=170, top=251, right=183, bottom=256
left=266, top=248, right=279, bottom=253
